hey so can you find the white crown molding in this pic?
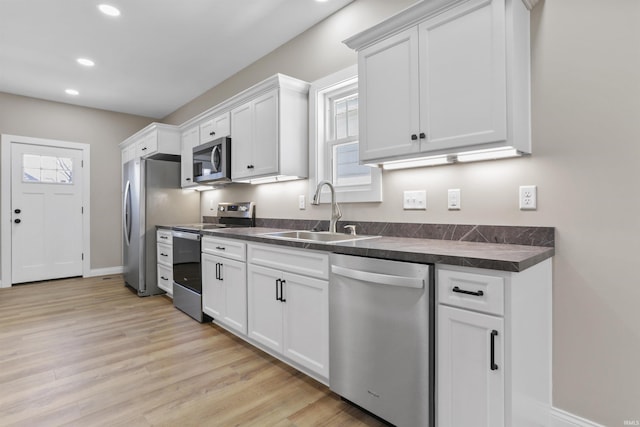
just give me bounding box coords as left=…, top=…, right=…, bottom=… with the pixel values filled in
left=522, top=0, right=540, bottom=11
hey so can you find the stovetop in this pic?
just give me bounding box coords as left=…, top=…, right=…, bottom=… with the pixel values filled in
left=172, top=223, right=228, bottom=232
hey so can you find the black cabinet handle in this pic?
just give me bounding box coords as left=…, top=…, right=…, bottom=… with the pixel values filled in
left=160, top=276, right=168, bottom=281
left=247, top=165, right=254, bottom=169
left=141, top=147, right=147, bottom=151
left=209, top=131, right=215, bottom=136
left=14, top=219, right=21, bottom=224
left=160, top=253, right=168, bottom=257
left=186, top=177, right=191, bottom=181
left=411, top=134, right=418, bottom=141
left=276, top=279, right=281, bottom=301
left=218, top=263, right=223, bottom=281
left=215, top=246, right=226, bottom=251
left=280, top=280, right=286, bottom=302
left=490, top=330, right=499, bottom=371
left=452, top=286, right=484, bottom=297
left=419, top=132, right=426, bottom=139
left=215, top=263, right=219, bottom=280
left=14, top=209, right=21, bottom=214
left=160, top=236, right=168, bottom=240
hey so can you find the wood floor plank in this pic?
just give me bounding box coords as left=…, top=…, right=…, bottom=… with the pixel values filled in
left=0, top=275, right=386, bottom=426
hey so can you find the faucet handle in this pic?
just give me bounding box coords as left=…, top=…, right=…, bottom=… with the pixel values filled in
left=344, top=225, right=357, bottom=236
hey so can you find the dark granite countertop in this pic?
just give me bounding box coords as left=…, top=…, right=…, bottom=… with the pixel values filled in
left=183, top=226, right=554, bottom=273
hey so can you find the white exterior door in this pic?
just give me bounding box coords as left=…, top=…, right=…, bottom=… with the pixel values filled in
left=10, top=142, right=84, bottom=284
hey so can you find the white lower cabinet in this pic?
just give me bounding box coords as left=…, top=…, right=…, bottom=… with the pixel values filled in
left=247, top=244, right=329, bottom=381
left=156, top=229, right=173, bottom=296
left=436, top=260, right=552, bottom=427
left=438, top=305, right=505, bottom=427
left=202, top=237, right=247, bottom=335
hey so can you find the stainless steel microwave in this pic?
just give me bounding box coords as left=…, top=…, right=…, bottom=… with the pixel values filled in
left=193, top=136, right=231, bottom=183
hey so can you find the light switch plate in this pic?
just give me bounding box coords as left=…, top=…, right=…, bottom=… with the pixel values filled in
left=403, top=190, right=426, bottom=210
left=448, top=189, right=461, bottom=210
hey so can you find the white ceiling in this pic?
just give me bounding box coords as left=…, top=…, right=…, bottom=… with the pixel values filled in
left=0, top=0, right=353, bottom=119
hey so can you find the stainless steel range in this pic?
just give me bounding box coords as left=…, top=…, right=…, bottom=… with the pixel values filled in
left=171, top=202, right=255, bottom=322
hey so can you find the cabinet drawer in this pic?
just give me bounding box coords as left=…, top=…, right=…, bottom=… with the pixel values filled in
left=157, top=243, right=173, bottom=267
left=202, top=236, right=246, bottom=261
left=248, top=244, right=329, bottom=280
left=156, top=229, right=172, bottom=245
left=157, top=264, right=173, bottom=294
left=438, top=269, right=504, bottom=316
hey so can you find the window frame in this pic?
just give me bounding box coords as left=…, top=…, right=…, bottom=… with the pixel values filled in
left=308, top=65, right=382, bottom=204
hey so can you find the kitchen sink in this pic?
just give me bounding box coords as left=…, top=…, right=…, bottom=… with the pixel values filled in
left=262, top=230, right=380, bottom=244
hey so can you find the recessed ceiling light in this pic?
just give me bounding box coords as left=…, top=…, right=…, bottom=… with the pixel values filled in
left=98, top=4, right=121, bottom=17
left=65, top=89, right=79, bottom=96
left=77, top=58, right=95, bottom=67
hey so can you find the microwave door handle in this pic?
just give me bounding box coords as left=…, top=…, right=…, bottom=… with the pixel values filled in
left=211, top=145, right=220, bottom=173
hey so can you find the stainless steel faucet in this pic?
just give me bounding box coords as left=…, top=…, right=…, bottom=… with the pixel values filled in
left=311, top=180, right=342, bottom=233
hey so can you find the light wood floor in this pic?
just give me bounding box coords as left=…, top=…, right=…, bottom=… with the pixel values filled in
left=0, top=275, right=387, bottom=427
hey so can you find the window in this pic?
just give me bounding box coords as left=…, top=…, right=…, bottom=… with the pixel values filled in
left=22, top=154, right=73, bottom=184
left=309, top=65, right=382, bottom=203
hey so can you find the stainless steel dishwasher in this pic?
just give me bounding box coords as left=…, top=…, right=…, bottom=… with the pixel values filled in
left=330, top=254, right=434, bottom=427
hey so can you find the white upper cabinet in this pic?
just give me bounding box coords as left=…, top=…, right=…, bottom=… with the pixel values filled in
left=231, top=90, right=279, bottom=180
left=199, top=111, right=230, bottom=145
left=345, top=0, right=532, bottom=164
left=230, top=74, right=309, bottom=182
left=180, top=125, right=199, bottom=188
left=119, top=123, right=181, bottom=162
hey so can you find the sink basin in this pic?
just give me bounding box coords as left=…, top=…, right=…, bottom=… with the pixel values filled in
left=262, top=230, right=380, bottom=244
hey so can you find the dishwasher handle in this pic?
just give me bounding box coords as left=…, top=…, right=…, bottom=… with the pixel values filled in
left=331, top=265, right=425, bottom=289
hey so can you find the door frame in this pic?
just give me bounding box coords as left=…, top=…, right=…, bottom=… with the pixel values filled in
left=1, top=134, right=91, bottom=288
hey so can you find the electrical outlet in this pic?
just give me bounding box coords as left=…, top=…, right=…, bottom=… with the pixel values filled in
left=448, top=189, right=461, bottom=210
left=519, top=185, right=537, bottom=210
left=403, top=190, right=426, bottom=210
left=298, top=195, right=306, bottom=210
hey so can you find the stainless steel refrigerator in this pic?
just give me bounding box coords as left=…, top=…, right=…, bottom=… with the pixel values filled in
left=122, top=157, right=199, bottom=296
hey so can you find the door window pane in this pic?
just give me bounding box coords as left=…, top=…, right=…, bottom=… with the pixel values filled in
left=22, top=154, right=73, bottom=184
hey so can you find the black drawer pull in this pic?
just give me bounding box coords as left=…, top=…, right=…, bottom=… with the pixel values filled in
left=452, top=286, right=484, bottom=297
left=490, top=330, right=499, bottom=371
left=160, top=253, right=168, bottom=257
left=215, top=246, right=226, bottom=251
left=160, top=236, right=168, bottom=239
left=160, top=276, right=168, bottom=281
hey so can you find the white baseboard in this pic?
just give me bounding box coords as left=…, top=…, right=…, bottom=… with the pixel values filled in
left=87, top=266, right=123, bottom=277
left=551, top=407, right=605, bottom=427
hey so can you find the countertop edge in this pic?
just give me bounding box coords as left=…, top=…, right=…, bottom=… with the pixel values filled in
left=158, top=225, right=554, bottom=273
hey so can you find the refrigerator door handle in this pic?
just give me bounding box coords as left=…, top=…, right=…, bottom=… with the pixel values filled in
left=123, top=180, right=132, bottom=246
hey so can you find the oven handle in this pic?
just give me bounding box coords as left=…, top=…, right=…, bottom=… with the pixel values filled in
left=172, top=231, right=201, bottom=241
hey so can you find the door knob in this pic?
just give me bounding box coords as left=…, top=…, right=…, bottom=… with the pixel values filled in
left=14, top=219, right=21, bottom=224
left=14, top=209, right=21, bottom=214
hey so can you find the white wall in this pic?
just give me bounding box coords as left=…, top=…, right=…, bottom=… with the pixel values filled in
left=167, top=0, right=640, bottom=425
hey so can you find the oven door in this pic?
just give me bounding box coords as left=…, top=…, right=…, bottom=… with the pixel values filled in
left=172, top=231, right=201, bottom=294
left=193, top=137, right=231, bottom=183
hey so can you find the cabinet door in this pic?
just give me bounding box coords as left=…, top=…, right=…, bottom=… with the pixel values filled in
left=358, top=26, right=420, bottom=162
left=282, top=272, right=328, bottom=378
left=438, top=305, right=504, bottom=427
left=418, top=0, right=507, bottom=151
left=180, top=126, right=199, bottom=188
left=247, top=264, right=283, bottom=352
left=202, top=253, right=225, bottom=319
left=221, top=258, right=247, bottom=335
left=251, top=90, right=279, bottom=178
left=231, top=102, right=254, bottom=180
left=212, top=112, right=231, bottom=138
